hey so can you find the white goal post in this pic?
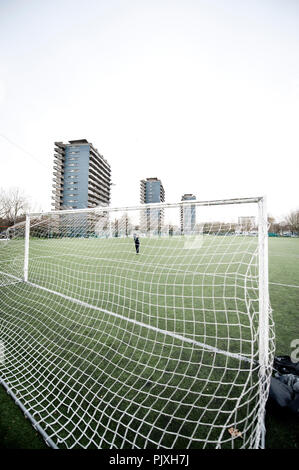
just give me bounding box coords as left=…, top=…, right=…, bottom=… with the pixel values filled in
left=0, top=197, right=275, bottom=449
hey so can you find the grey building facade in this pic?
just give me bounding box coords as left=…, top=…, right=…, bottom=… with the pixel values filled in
left=52, top=139, right=111, bottom=211
left=140, top=177, right=165, bottom=205
left=140, top=178, right=165, bottom=234
left=181, top=193, right=196, bottom=234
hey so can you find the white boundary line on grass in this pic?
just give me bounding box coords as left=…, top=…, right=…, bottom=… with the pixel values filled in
left=269, top=281, right=299, bottom=289
left=3, top=255, right=299, bottom=290
left=0, top=269, right=253, bottom=365
left=269, top=253, right=299, bottom=259
left=0, top=271, right=23, bottom=282
left=26, top=280, right=254, bottom=364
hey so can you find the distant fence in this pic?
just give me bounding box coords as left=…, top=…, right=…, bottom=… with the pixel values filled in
left=268, top=232, right=299, bottom=238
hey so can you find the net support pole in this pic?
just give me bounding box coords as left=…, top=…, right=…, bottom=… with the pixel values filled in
left=24, top=214, right=30, bottom=282
left=257, top=196, right=270, bottom=448
left=0, top=377, right=58, bottom=449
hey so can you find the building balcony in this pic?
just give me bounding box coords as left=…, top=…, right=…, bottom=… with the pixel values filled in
left=51, top=189, right=63, bottom=196
left=53, top=161, right=64, bottom=170
left=52, top=182, right=63, bottom=190
left=53, top=160, right=64, bottom=169
left=88, top=186, right=107, bottom=197
left=54, top=152, right=65, bottom=160
left=88, top=186, right=110, bottom=198
left=89, top=154, right=111, bottom=179
left=89, top=146, right=111, bottom=171
left=52, top=187, right=63, bottom=194
left=88, top=189, right=110, bottom=201
left=88, top=163, right=111, bottom=187
left=90, top=150, right=111, bottom=169
left=89, top=160, right=111, bottom=183
left=52, top=194, right=63, bottom=202
left=54, top=145, right=65, bottom=154
left=53, top=170, right=64, bottom=178
left=88, top=172, right=111, bottom=193
left=52, top=175, right=64, bottom=182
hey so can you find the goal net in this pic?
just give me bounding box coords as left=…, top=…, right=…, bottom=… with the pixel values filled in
left=0, top=197, right=275, bottom=449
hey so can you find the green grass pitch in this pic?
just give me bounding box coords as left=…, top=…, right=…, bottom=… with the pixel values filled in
left=0, top=236, right=298, bottom=448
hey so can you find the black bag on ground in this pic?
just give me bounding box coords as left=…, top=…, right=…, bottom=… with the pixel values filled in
left=273, top=355, right=299, bottom=375
left=268, top=376, right=293, bottom=408
left=268, top=356, right=299, bottom=417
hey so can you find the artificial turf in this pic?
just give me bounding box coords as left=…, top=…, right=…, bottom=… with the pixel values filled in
left=0, top=236, right=298, bottom=449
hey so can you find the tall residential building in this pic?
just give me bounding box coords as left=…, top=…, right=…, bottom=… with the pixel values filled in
left=181, top=193, right=196, bottom=234
left=52, top=139, right=111, bottom=210
left=140, top=177, right=165, bottom=205
left=140, top=178, right=165, bottom=234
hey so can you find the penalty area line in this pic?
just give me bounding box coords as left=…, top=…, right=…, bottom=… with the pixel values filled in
left=269, top=281, right=299, bottom=289
left=0, top=269, right=257, bottom=365
left=25, top=280, right=254, bottom=365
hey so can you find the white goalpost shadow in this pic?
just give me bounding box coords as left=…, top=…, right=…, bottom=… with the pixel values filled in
left=0, top=197, right=275, bottom=449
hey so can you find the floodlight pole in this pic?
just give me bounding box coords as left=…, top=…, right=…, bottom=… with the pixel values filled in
left=24, top=214, right=30, bottom=282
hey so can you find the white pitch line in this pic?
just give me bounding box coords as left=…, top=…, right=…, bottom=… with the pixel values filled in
left=0, top=270, right=22, bottom=282
left=269, top=281, right=299, bottom=289
left=269, top=253, right=299, bottom=259
left=24, top=279, right=253, bottom=365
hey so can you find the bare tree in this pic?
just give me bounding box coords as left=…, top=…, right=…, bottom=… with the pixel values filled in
left=113, top=218, right=119, bottom=237
left=0, top=187, right=30, bottom=226
left=284, top=209, right=299, bottom=234
left=268, top=215, right=276, bottom=233
left=120, top=212, right=132, bottom=236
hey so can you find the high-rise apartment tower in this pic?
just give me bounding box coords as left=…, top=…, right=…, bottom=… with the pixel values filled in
left=52, top=139, right=111, bottom=210
left=140, top=177, right=165, bottom=234
left=181, top=193, right=196, bottom=234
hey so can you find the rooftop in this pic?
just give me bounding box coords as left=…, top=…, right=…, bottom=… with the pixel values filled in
left=68, top=139, right=89, bottom=144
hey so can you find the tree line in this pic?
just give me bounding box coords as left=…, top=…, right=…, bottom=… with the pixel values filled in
left=0, top=187, right=29, bottom=231
left=268, top=213, right=299, bottom=235
left=0, top=187, right=299, bottom=236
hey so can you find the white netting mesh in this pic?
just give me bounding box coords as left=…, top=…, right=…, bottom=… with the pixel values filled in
left=0, top=200, right=275, bottom=448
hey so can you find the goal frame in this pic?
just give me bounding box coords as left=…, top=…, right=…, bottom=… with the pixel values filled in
left=2, top=196, right=272, bottom=449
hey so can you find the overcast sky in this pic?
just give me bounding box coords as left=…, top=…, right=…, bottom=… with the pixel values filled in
left=0, top=0, right=298, bottom=218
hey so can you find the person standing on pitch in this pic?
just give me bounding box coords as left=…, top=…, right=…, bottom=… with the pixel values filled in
left=133, top=233, right=140, bottom=254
